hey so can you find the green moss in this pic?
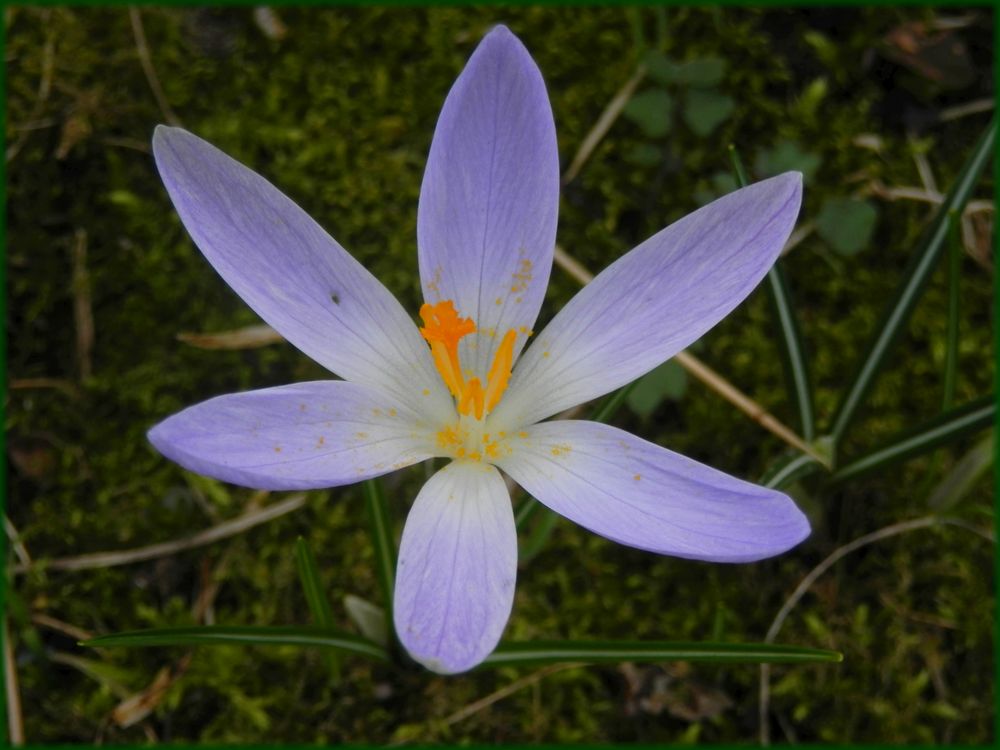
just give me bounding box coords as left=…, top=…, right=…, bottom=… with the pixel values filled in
left=6, top=5, right=993, bottom=743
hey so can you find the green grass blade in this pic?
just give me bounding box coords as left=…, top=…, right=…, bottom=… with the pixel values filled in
left=927, top=431, right=994, bottom=510
left=731, top=142, right=815, bottom=440
left=760, top=451, right=824, bottom=490
left=830, top=396, right=995, bottom=484
left=765, top=263, right=816, bottom=440
left=81, top=625, right=390, bottom=662
left=480, top=639, right=841, bottom=668
left=363, top=478, right=396, bottom=631
left=829, top=119, right=995, bottom=445
left=293, top=537, right=341, bottom=679
left=943, top=209, right=961, bottom=410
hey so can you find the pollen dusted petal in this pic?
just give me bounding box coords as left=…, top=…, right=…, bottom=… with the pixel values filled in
left=496, top=420, right=810, bottom=563
left=394, top=461, right=517, bottom=674
left=152, top=126, right=453, bottom=423
left=147, top=381, right=435, bottom=490
left=489, top=173, right=803, bottom=429
left=417, top=25, right=559, bottom=380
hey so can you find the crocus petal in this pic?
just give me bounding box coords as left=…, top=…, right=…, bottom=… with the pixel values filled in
left=148, top=381, right=435, bottom=490
left=394, top=461, right=517, bottom=674
left=153, top=126, right=454, bottom=421
left=496, top=420, right=810, bottom=563
left=489, top=173, right=802, bottom=429
left=417, top=25, right=559, bottom=379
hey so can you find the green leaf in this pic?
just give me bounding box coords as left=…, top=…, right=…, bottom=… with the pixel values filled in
left=294, top=537, right=340, bottom=679
left=730, top=144, right=816, bottom=441
left=479, top=640, right=841, bottom=669
left=754, top=141, right=822, bottom=183
left=344, top=594, right=389, bottom=648
left=682, top=89, right=735, bottom=136
left=830, top=396, right=995, bottom=484
left=927, top=432, right=994, bottom=510
left=626, top=359, right=688, bottom=418
left=81, top=625, right=390, bottom=662
left=623, top=88, right=673, bottom=138
left=623, top=143, right=663, bottom=166
left=362, top=478, right=395, bottom=632
left=674, top=57, right=726, bottom=87
left=943, top=209, right=961, bottom=410
left=829, top=118, right=995, bottom=444
left=759, top=451, right=825, bottom=490
left=816, top=198, right=879, bottom=255
left=642, top=50, right=679, bottom=85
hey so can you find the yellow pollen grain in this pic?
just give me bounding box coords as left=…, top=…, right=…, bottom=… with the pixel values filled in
left=355, top=431, right=368, bottom=439
left=317, top=436, right=325, bottom=447
left=467, top=451, right=482, bottom=461
left=633, top=474, right=641, bottom=481
left=372, top=408, right=382, bottom=417
left=388, top=408, right=397, bottom=417
left=495, top=297, right=502, bottom=305
left=422, top=388, right=430, bottom=396
left=518, top=431, right=528, bottom=439
left=274, top=446, right=282, bottom=453
left=543, top=351, right=550, bottom=358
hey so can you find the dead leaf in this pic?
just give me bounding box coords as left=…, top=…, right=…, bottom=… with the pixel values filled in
left=177, top=324, right=283, bottom=350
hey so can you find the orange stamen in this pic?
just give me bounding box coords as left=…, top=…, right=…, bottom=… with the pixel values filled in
left=484, top=329, right=517, bottom=414
left=420, top=299, right=519, bottom=421
left=420, top=301, right=475, bottom=398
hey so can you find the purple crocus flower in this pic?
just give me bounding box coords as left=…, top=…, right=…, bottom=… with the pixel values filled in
left=149, top=26, right=809, bottom=674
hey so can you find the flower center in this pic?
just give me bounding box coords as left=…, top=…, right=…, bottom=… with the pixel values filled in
left=419, top=300, right=516, bottom=421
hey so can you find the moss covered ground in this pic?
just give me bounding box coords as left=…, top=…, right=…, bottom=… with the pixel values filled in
left=5, top=5, right=995, bottom=743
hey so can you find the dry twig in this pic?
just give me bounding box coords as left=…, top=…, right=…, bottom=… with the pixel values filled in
left=562, top=65, right=647, bottom=185
left=6, top=19, right=54, bottom=164
left=13, top=493, right=306, bottom=574
left=3, top=617, right=24, bottom=745
left=71, top=228, right=94, bottom=380
left=129, top=6, right=182, bottom=127
left=757, top=516, right=993, bottom=744
left=552, top=246, right=829, bottom=465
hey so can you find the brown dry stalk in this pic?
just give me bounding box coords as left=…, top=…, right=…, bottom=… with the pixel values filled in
left=13, top=493, right=306, bottom=574
left=6, top=18, right=55, bottom=164
left=71, top=228, right=94, bottom=380
left=757, top=516, right=993, bottom=745
left=552, top=246, right=828, bottom=465
left=128, top=6, right=182, bottom=127
left=562, top=64, right=647, bottom=186
left=3, top=617, right=25, bottom=745
left=443, top=663, right=582, bottom=727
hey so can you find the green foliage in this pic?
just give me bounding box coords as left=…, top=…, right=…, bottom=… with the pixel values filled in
left=816, top=198, right=880, bottom=255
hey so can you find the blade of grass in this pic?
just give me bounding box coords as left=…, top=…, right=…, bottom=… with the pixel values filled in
left=362, top=479, right=395, bottom=637
left=943, top=209, right=961, bottom=410
left=731, top=143, right=816, bottom=441
left=830, top=395, right=994, bottom=484
left=480, top=640, right=841, bottom=669
left=759, top=452, right=824, bottom=490
left=293, top=537, right=340, bottom=680
left=829, top=118, right=995, bottom=446
left=81, top=625, right=390, bottom=662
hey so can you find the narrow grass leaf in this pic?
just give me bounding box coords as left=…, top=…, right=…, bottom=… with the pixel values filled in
left=927, top=431, right=993, bottom=510
left=943, top=209, right=961, bottom=410
left=480, top=640, right=841, bottom=668
left=363, top=478, right=395, bottom=632
left=731, top=144, right=815, bottom=440
left=293, top=537, right=340, bottom=679
left=830, top=395, right=994, bottom=484
left=760, top=451, right=824, bottom=490
left=81, top=626, right=390, bottom=662
left=829, top=119, right=995, bottom=445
